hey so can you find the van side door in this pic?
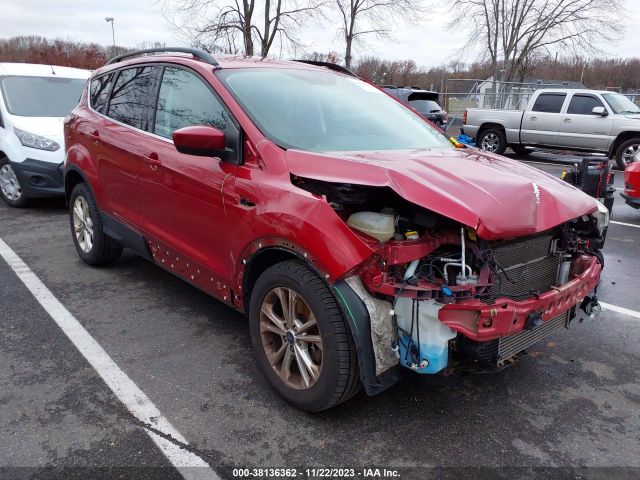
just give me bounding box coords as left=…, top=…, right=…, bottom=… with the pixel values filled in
left=520, top=92, right=567, bottom=146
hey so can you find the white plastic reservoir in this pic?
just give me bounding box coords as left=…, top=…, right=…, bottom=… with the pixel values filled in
left=347, top=211, right=395, bottom=242
left=394, top=298, right=457, bottom=374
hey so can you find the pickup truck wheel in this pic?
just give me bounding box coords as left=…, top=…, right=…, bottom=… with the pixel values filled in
left=0, top=156, right=29, bottom=208
left=69, top=183, right=122, bottom=266
left=615, top=138, right=640, bottom=169
left=478, top=129, right=507, bottom=154
left=249, top=260, right=360, bottom=412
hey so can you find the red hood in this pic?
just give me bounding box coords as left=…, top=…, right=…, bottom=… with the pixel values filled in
left=286, top=147, right=598, bottom=240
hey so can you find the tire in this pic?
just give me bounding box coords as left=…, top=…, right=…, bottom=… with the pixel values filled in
left=249, top=260, right=361, bottom=412
left=0, top=156, right=29, bottom=208
left=478, top=128, right=507, bottom=155
left=614, top=138, right=640, bottom=170
left=69, top=183, right=122, bottom=266
left=510, top=144, right=532, bottom=155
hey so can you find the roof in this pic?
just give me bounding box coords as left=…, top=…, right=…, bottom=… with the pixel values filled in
left=535, top=88, right=618, bottom=95
left=0, top=62, right=90, bottom=79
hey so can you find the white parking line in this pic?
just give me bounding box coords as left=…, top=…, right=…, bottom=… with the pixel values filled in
left=611, top=220, right=640, bottom=229
left=601, top=302, right=640, bottom=321
left=0, top=238, right=220, bottom=480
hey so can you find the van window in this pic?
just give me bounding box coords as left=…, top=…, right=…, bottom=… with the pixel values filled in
left=90, top=74, right=115, bottom=114
left=0, top=76, right=86, bottom=117
left=153, top=67, right=228, bottom=139
left=567, top=95, right=604, bottom=115
left=531, top=93, right=566, bottom=113
left=107, top=67, right=156, bottom=130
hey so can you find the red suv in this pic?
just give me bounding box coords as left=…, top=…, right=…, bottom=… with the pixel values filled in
left=64, top=48, right=607, bottom=411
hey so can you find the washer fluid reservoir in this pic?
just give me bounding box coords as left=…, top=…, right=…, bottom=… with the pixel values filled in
left=347, top=211, right=395, bottom=242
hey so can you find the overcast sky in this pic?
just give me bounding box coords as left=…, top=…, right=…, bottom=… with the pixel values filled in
left=2, top=0, right=639, bottom=68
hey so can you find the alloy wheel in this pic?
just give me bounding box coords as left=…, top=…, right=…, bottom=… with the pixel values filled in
left=622, top=143, right=640, bottom=166
left=72, top=196, right=94, bottom=253
left=259, top=287, right=323, bottom=390
left=481, top=133, right=500, bottom=153
left=0, top=164, right=22, bottom=201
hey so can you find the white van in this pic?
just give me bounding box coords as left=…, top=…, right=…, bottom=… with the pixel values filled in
left=0, top=63, right=90, bottom=207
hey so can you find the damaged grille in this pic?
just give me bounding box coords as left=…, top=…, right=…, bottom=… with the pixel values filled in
left=488, top=234, right=560, bottom=300
left=498, top=310, right=571, bottom=363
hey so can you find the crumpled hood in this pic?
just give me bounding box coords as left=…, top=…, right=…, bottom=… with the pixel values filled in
left=286, top=147, right=598, bottom=240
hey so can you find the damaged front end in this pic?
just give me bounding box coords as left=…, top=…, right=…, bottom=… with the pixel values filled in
left=295, top=175, right=606, bottom=394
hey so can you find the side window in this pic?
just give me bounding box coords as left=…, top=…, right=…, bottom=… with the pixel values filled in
left=531, top=93, right=566, bottom=113
left=153, top=67, right=228, bottom=139
left=107, top=66, right=156, bottom=130
left=89, top=73, right=114, bottom=114
left=567, top=95, right=604, bottom=115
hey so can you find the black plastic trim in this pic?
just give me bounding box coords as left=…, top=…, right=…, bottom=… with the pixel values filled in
left=292, top=60, right=357, bottom=77
left=100, top=211, right=153, bottom=260
left=107, top=47, right=220, bottom=67
left=621, top=192, right=640, bottom=209
left=10, top=158, right=64, bottom=198
left=333, top=279, right=404, bottom=396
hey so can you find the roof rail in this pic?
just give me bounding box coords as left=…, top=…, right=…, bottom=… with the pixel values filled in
left=106, top=47, right=220, bottom=67
left=293, top=60, right=356, bottom=77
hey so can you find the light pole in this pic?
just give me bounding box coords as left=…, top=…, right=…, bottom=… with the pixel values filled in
left=105, top=17, right=115, bottom=56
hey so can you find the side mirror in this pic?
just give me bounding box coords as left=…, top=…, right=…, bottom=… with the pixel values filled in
left=172, top=126, right=229, bottom=158
left=592, top=106, right=608, bottom=116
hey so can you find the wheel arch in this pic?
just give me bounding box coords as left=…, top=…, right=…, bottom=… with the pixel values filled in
left=609, top=131, right=640, bottom=158
left=477, top=122, right=506, bottom=139
left=64, top=166, right=88, bottom=205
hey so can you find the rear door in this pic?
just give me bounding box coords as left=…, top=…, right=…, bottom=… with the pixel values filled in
left=557, top=93, right=613, bottom=150
left=138, top=65, right=240, bottom=286
left=97, top=65, right=158, bottom=226
left=520, top=92, right=567, bottom=146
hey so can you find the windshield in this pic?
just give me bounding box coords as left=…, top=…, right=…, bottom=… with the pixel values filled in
left=409, top=99, right=442, bottom=114
left=602, top=93, right=640, bottom=114
left=0, top=76, right=86, bottom=117
left=217, top=68, right=452, bottom=152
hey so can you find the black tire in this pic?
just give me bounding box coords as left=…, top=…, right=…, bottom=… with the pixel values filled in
left=478, top=128, right=507, bottom=155
left=614, top=138, right=640, bottom=170
left=69, top=183, right=122, bottom=266
left=249, top=260, right=361, bottom=412
left=0, top=156, right=29, bottom=208
left=510, top=144, right=532, bottom=155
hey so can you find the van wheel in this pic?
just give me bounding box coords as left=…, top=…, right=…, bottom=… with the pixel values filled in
left=69, top=183, right=122, bottom=265
left=615, top=138, right=640, bottom=169
left=0, top=156, right=29, bottom=208
left=249, top=260, right=361, bottom=412
left=478, top=129, right=507, bottom=154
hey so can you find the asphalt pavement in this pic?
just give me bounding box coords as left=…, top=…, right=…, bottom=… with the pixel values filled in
left=1, top=153, right=639, bottom=480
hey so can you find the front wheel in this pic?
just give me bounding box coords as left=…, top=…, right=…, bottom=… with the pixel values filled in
left=0, top=156, right=29, bottom=207
left=69, top=183, right=122, bottom=266
left=615, top=138, right=640, bottom=169
left=478, top=128, right=507, bottom=154
left=249, top=260, right=360, bottom=412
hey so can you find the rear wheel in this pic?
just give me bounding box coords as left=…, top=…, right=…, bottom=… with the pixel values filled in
left=478, top=128, right=507, bottom=154
left=510, top=144, right=532, bottom=155
left=615, top=138, right=640, bottom=169
left=69, top=183, right=122, bottom=265
left=249, top=260, right=360, bottom=412
left=0, top=156, right=28, bottom=207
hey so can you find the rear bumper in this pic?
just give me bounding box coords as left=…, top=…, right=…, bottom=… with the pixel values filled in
left=439, top=255, right=602, bottom=342
left=11, top=159, right=64, bottom=198
left=621, top=191, right=640, bottom=209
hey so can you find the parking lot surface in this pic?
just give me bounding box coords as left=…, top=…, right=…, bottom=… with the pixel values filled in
left=1, top=155, right=640, bottom=479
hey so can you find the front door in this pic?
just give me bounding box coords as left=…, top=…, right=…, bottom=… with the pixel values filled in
left=557, top=93, right=613, bottom=151
left=138, top=65, right=240, bottom=289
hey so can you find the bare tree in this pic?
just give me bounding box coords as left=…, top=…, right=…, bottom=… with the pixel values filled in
left=162, top=0, right=326, bottom=57
left=336, top=0, right=424, bottom=69
left=449, top=0, right=623, bottom=86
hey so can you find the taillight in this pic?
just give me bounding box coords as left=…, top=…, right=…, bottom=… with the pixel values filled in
left=462, top=110, right=468, bottom=124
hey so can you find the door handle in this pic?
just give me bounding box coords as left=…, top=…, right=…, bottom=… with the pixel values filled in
left=143, top=152, right=161, bottom=169
left=88, top=130, right=100, bottom=143
left=563, top=118, right=571, bottom=123
left=530, top=116, right=537, bottom=121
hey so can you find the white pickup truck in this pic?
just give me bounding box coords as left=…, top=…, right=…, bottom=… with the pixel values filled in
left=462, top=89, right=640, bottom=169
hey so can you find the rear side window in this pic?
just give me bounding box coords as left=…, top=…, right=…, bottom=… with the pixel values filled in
left=567, top=95, right=604, bottom=115
left=107, top=66, right=156, bottom=130
left=531, top=93, right=566, bottom=113
left=153, top=67, right=228, bottom=139
left=89, top=74, right=114, bottom=114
